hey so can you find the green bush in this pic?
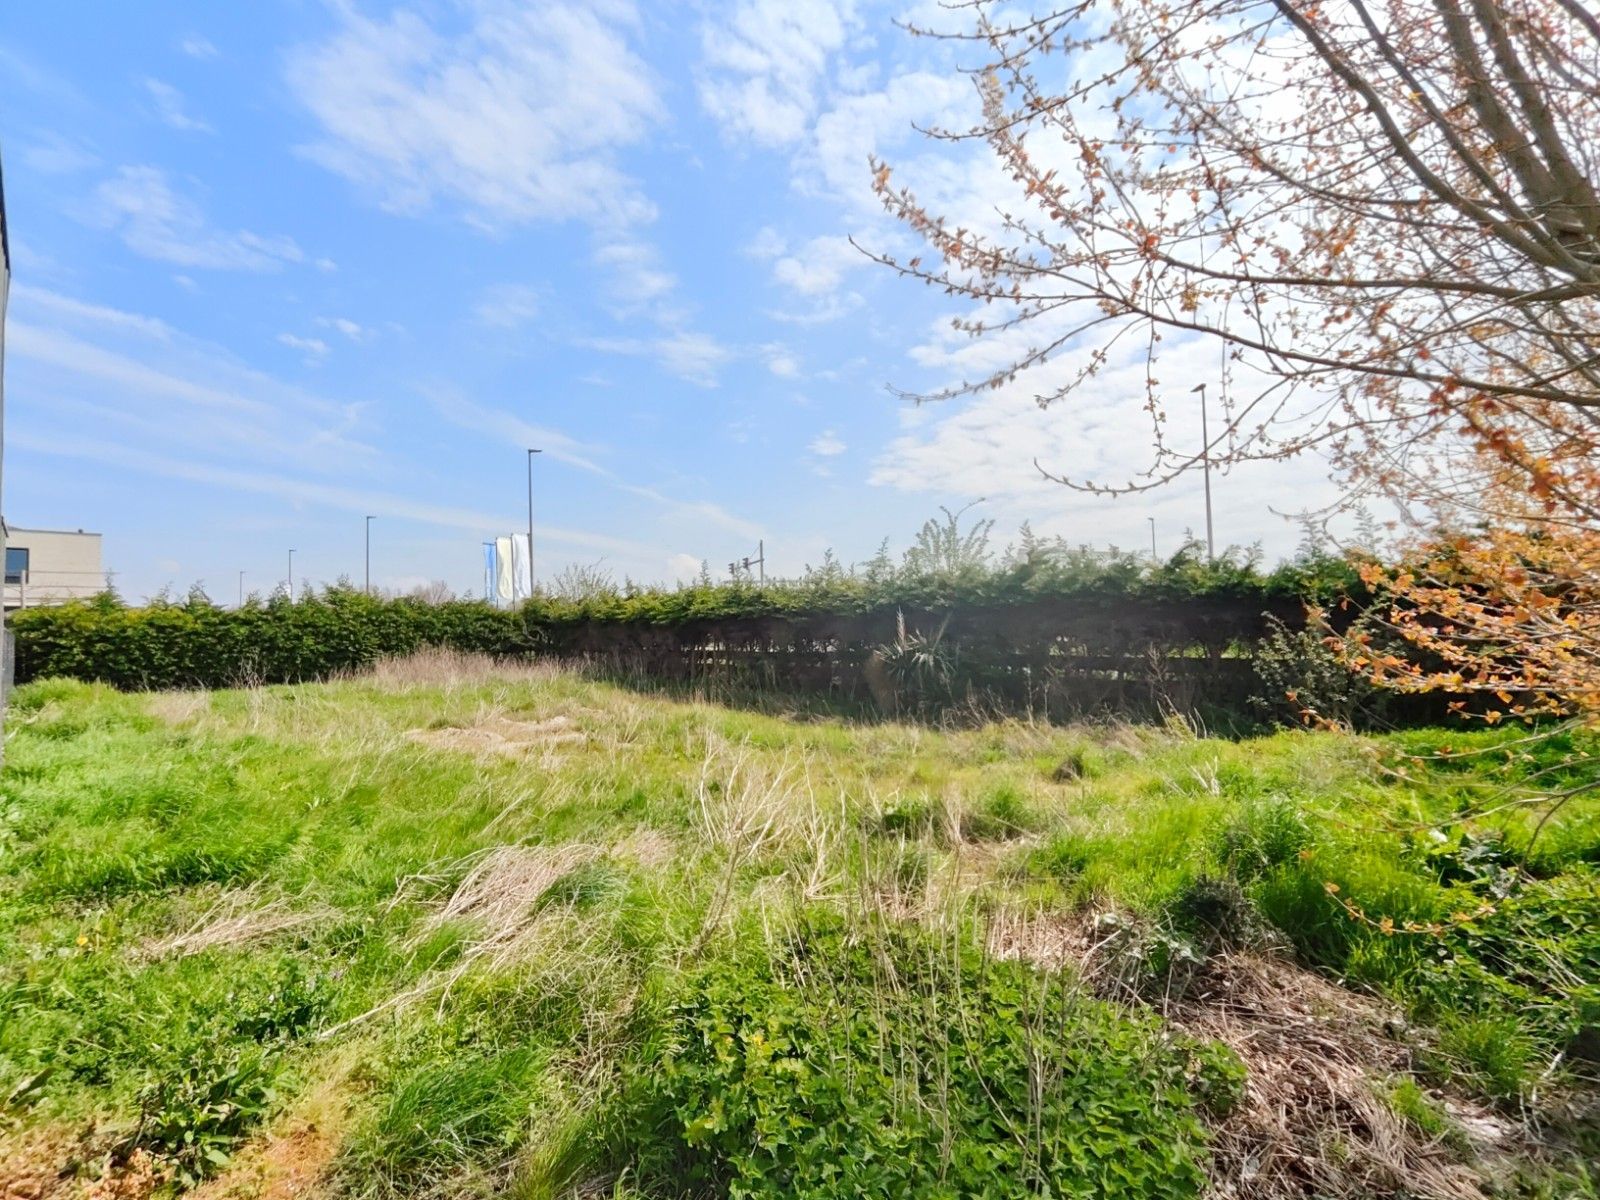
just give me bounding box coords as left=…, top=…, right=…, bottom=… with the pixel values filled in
left=619, top=916, right=1214, bottom=1199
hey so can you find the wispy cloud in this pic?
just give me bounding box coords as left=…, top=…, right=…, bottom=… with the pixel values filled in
left=178, top=34, right=218, bottom=59
left=430, top=390, right=607, bottom=474
left=20, top=133, right=98, bottom=175
left=13, top=434, right=652, bottom=556
left=581, top=331, right=732, bottom=388
left=593, top=240, right=676, bottom=313
left=316, top=315, right=373, bottom=343
left=12, top=283, right=173, bottom=340
left=277, top=332, right=330, bottom=362
left=474, top=284, right=541, bottom=329
left=763, top=343, right=800, bottom=377
left=89, top=166, right=305, bottom=270
left=143, top=78, right=213, bottom=133
left=286, top=1, right=662, bottom=230
left=8, top=287, right=374, bottom=476
left=809, top=429, right=847, bottom=457
left=432, top=391, right=761, bottom=540
left=698, top=0, right=854, bottom=147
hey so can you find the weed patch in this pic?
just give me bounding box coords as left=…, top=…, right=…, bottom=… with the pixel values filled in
left=618, top=915, right=1211, bottom=1199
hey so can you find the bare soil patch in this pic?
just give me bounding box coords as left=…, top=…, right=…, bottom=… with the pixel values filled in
left=186, top=1122, right=337, bottom=1200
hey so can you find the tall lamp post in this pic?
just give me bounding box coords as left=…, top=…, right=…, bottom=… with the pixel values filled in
left=1147, top=517, right=1157, bottom=564
left=526, top=448, right=542, bottom=594
left=238, top=570, right=245, bottom=608
left=365, top=515, right=375, bottom=595
left=287, top=549, right=296, bottom=602
left=1191, top=383, right=1216, bottom=562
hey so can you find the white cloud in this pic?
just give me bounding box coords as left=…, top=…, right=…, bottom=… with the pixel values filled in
left=21, top=133, right=98, bottom=175
left=432, top=391, right=761, bottom=539
left=594, top=240, right=676, bottom=312
left=90, top=166, right=305, bottom=270
left=698, top=0, right=854, bottom=147
left=12, top=283, right=173, bottom=340
left=14, top=433, right=651, bottom=556
left=429, top=390, right=606, bottom=474
left=287, top=1, right=662, bottom=230
left=763, top=344, right=800, bottom=377
left=317, top=316, right=372, bottom=342
left=143, top=78, right=213, bottom=133
left=766, top=293, right=865, bottom=325
left=475, top=284, right=541, bottom=329
left=869, top=325, right=1344, bottom=558
left=809, top=429, right=847, bottom=457
left=179, top=34, right=219, bottom=59
left=582, top=331, right=732, bottom=388
left=804, top=69, right=975, bottom=218
left=666, top=552, right=703, bottom=582
left=277, top=332, right=330, bottom=360
left=771, top=233, right=864, bottom=297
left=743, top=225, right=787, bottom=259
left=8, top=292, right=376, bottom=476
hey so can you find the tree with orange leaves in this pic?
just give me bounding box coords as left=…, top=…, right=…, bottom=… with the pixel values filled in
left=868, top=0, right=1600, bottom=730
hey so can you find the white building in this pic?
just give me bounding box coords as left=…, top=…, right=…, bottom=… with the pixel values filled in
left=4, top=525, right=105, bottom=609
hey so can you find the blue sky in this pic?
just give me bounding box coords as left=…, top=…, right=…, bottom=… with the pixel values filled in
left=0, top=0, right=1335, bottom=601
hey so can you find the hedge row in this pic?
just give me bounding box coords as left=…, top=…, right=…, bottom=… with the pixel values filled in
left=11, top=589, right=535, bottom=691
left=10, top=548, right=1356, bottom=693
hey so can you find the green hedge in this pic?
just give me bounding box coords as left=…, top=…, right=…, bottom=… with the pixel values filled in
left=10, top=546, right=1361, bottom=693
left=12, top=588, right=534, bottom=691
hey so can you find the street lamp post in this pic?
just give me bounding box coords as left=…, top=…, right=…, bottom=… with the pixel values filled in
left=238, top=570, right=245, bottom=608
left=526, top=448, right=542, bottom=594
left=287, top=549, right=296, bottom=602
left=1191, top=383, right=1216, bottom=562
left=365, top=515, right=375, bottom=595
left=1147, top=517, right=1157, bottom=564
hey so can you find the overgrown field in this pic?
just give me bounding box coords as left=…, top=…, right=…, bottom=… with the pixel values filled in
left=1, top=653, right=1594, bottom=1199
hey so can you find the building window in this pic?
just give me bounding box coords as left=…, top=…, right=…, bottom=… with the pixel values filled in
left=5, top=546, right=28, bottom=585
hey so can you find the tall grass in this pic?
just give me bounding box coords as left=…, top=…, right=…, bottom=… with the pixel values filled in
left=0, top=656, right=1593, bottom=1198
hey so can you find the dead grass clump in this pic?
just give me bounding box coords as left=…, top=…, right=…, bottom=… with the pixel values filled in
left=1172, top=952, right=1489, bottom=1199
left=990, top=909, right=1494, bottom=1199
left=404, top=714, right=586, bottom=758
left=326, top=844, right=604, bottom=1036
left=420, top=844, right=600, bottom=960
left=362, top=648, right=565, bottom=691
left=138, top=890, right=333, bottom=960
left=611, top=829, right=676, bottom=870
left=143, top=692, right=209, bottom=727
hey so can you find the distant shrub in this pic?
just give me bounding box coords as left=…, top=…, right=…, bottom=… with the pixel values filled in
left=1250, top=614, right=1387, bottom=727
left=619, top=915, right=1214, bottom=1199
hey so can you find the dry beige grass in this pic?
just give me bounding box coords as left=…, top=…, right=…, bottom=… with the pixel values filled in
left=989, top=909, right=1496, bottom=1200
left=143, top=692, right=210, bottom=727
left=360, top=647, right=565, bottom=690
left=326, top=843, right=606, bottom=1036
left=404, top=714, right=587, bottom=758
left=138, top=889, right=333, bottom=960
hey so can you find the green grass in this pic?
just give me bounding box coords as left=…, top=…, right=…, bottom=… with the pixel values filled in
left=0, top=659, right=1594, bottom=1197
